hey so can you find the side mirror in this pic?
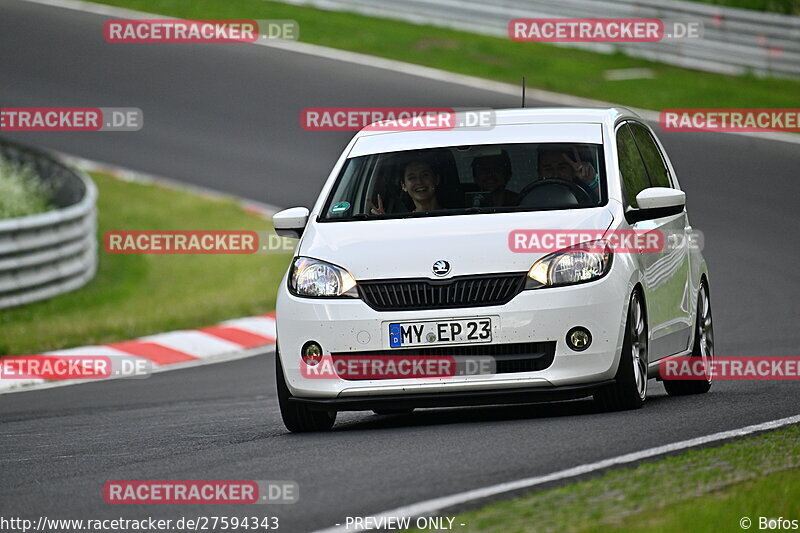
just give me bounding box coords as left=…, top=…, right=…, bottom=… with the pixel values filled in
left=273, top=207, right=310, bottom=239
left=626, top=187, right=685, bottom=223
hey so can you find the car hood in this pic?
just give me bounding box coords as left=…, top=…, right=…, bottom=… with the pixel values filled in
left=299, top=208, right=615, bottom=280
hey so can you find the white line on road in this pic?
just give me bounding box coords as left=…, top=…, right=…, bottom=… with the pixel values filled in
left=312, top=414, right=800, bottom=532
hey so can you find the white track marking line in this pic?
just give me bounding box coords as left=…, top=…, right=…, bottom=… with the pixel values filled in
left=0, top=376, right=46, bottom=392
left=16, top=0, right=800, bottom=146
left=312, top=414, right=800, bottom=533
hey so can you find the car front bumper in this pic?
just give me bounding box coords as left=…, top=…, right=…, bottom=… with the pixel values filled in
left=287, top=380, right=616, bottom=412
left=276, top=270, right=630, bottom=401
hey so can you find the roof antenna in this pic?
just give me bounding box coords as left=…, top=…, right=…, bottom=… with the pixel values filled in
left=521, top=76, right=526, bottom=108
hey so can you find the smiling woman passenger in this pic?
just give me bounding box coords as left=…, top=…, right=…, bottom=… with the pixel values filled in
left=370, top=158, right=443, bottom=214
left=400, top=159, right=442, bottom=212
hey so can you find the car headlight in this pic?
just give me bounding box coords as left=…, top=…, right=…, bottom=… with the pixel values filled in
left=525, top=240, right=612, bottom=289
left=290, top=256, right=358, bottom=298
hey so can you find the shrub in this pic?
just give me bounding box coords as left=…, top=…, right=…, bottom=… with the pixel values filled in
left=0, top=158, right=54, bottom=219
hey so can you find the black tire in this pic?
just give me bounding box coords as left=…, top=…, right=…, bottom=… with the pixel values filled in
left=275, top=352, right=336, bottom=432
left=372, top=409, right=415, bottom=416
left=664, top=280, right=714, bottom=396
left=594, top=290, right=648, bottom=411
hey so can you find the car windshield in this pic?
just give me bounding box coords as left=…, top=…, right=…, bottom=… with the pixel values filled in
left=320, top=143, right=606, bottom=221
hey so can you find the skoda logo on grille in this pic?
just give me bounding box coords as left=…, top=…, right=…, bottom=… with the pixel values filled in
left=432, top=260, right=451, bottom=277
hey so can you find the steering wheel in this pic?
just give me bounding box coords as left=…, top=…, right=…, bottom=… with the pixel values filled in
left=517, top=178, right=593, bottom=208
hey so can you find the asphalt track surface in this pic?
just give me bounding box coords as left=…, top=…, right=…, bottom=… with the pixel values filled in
left=1, top=1, right=799, bottom=531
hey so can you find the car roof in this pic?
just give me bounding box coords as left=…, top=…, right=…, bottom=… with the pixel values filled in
left=356, top=107, right=639, bottom=138
left=347, top=108, right=639, bottom=158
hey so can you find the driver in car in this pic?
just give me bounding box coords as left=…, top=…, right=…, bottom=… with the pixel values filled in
left=537, top=146, right=600, bottom=200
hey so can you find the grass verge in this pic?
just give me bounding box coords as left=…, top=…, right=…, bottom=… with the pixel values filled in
left=89, top=0, right=800, bottom=110
left=0, top=173, right=291, bottom=355
left=424, top=424, right=800, bottom=533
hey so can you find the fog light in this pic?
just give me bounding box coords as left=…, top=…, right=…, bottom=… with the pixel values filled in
left=566, top=327, right=591, bottom=352
left=301, top=342, right=323, bottom=366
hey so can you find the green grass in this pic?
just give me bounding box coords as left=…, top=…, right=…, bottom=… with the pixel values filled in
left=0, top=173, right=291, bottom=355
left=0, top=158, right=53, bottom=219
left=425, top=424, right=800, bottom=533
left=89, top=0, right=800, bottom=110
left=585, top=469, right=800, bottom=533
left=689, top=0, right=800, bottom=15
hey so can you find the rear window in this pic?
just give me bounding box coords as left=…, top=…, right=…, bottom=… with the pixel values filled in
left=320, top=143, right=606, bottom=221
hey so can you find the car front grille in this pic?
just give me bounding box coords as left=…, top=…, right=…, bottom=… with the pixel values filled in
left=358, top=273, right=526, bottom=311
left=330, top=341, right=555, bottom=379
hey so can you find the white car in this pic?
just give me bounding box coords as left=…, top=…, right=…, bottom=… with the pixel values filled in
left=273, top=108, right=714, bottom=432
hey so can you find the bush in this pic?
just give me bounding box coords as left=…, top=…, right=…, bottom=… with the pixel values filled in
left=0, top=158, right=54, bottom=219
left=694, top=0, right=800, bottom=15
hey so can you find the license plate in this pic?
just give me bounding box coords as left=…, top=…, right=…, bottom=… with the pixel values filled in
left=388, top=318, right=492, bottom=348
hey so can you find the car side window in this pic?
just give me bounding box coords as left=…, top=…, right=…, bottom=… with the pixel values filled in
left=616, top=123, right=650, bottom=208
left=629, top=122, right=672, bottom=189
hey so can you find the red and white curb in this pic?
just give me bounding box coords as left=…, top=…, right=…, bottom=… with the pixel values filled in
left=0, top=313, right=276, bottom=394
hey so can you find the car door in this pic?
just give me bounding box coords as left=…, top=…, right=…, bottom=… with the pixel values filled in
left=616, top=122, right=692, bottom=360
left=629, top=122, right=693, bottom=357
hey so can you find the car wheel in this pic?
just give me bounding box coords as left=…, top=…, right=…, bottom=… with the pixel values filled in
left=594, top=290, right=648, bottom=411
left=276, top=351, right=336, bottom=432
left=664, top=280, right=714, bottom=396
left=373, top=409, right=415, bottom=416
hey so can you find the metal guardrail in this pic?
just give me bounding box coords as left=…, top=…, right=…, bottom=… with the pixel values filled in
left=0, top=139, right=98, bottom=310
left=282, top=0, right=800, bottom=77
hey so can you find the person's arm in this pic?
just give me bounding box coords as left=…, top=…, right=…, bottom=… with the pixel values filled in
left=562, top=148, right=599, bottom=201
